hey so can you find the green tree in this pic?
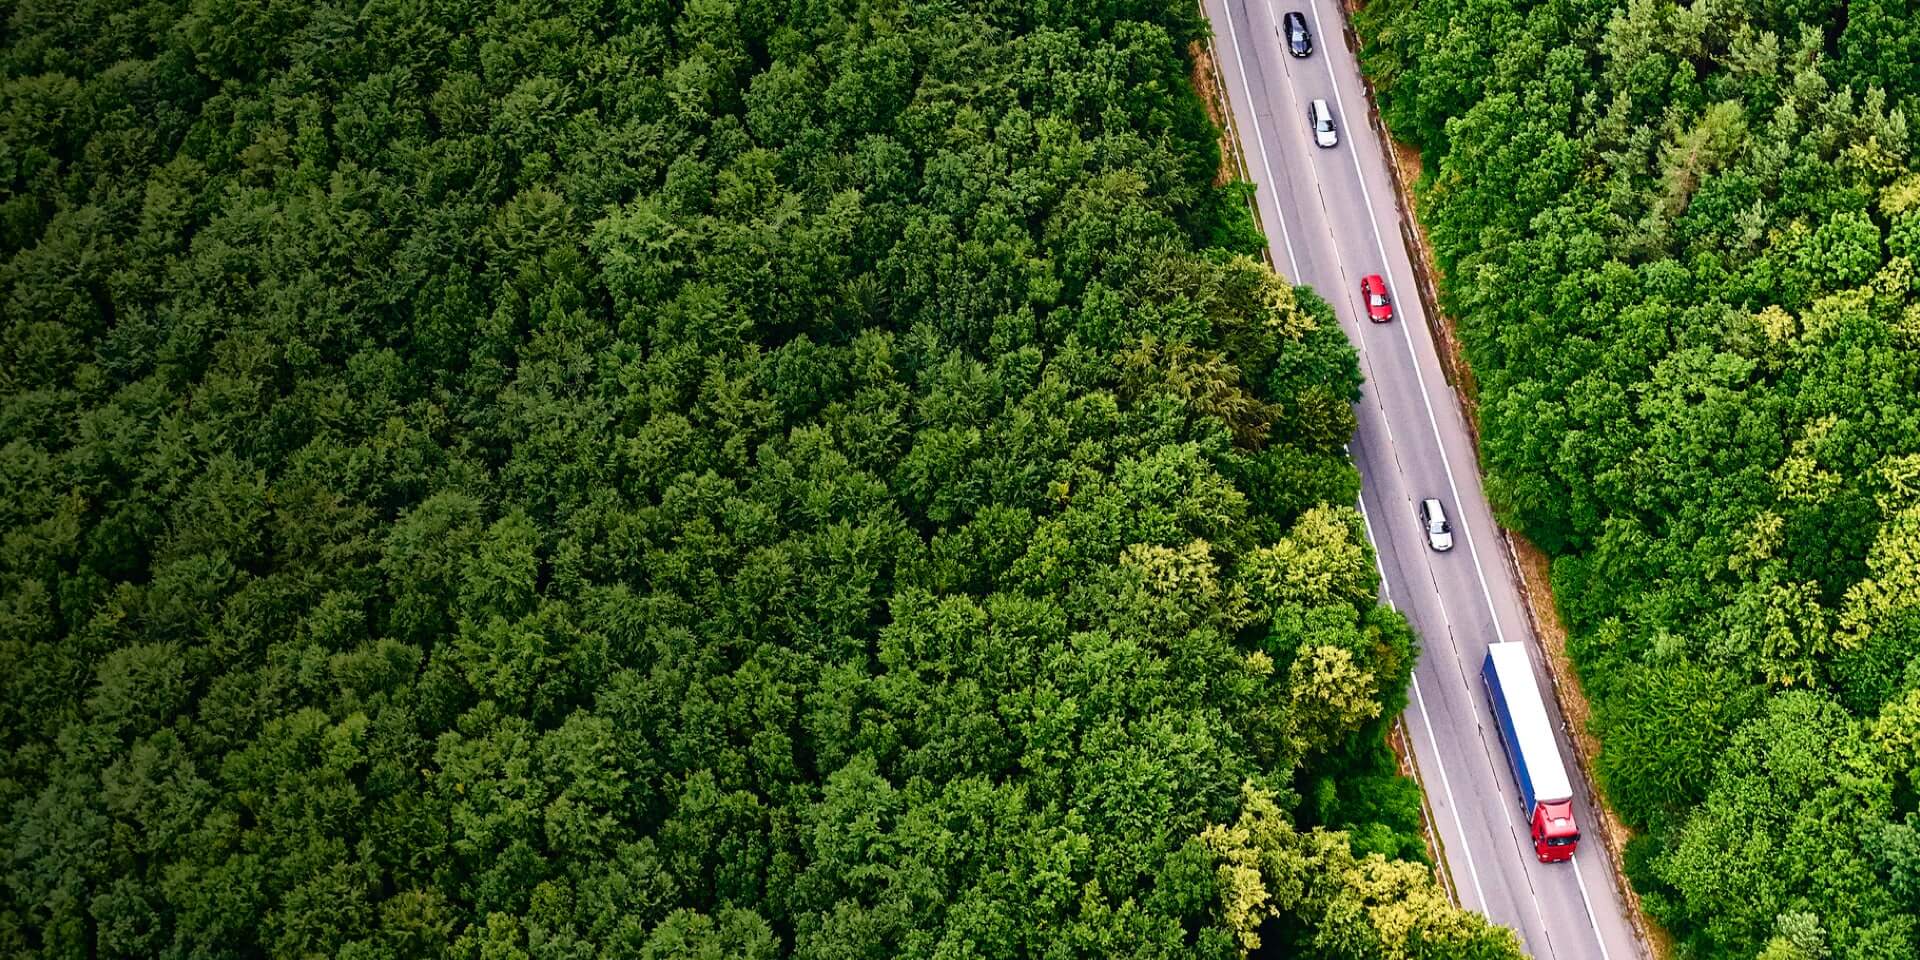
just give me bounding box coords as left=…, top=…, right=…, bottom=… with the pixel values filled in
left=1361, top=0, right=1920, bottom=949
left=0, top=0, right=1443, bottom=955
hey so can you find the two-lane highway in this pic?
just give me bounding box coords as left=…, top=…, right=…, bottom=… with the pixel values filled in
left=1199, top=1, right=1644, bottom=957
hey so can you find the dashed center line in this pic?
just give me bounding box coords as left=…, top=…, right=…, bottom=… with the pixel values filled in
left=1214, top=1, right=1631, bottom=956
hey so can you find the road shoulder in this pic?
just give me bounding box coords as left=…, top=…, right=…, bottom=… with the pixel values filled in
left=1337, top=2, right=1669, bottom=954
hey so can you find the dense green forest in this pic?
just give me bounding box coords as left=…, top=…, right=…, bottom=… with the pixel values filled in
left=1359, top=0, right=1920, bottom=956
left=0, top=0, right=1522, bottom=957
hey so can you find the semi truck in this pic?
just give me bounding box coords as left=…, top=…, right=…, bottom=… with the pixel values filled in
left=1481, top=642, right=1581, bottom=862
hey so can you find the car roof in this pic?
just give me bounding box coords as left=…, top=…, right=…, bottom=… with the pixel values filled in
left=1423, top=498, right=1444, bottom=511
left=1363, top=274, right=1384, bottom=289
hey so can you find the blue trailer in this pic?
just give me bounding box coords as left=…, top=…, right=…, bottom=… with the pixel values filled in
left=1482, top=642, right=1581, bottom=861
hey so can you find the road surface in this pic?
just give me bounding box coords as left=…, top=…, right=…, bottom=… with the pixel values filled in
left=1197, top=1, right=1645, bottom=957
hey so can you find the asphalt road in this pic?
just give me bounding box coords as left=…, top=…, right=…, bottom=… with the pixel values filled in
left=1197, top=1, right=1645, bottom=957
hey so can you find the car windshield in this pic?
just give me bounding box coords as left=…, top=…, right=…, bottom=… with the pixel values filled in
left=1370, top=293, right=1388, bottom=306
left=1545, top=835, right=1578, bottom=847
left=1316, top=117, right=1332, bottom=131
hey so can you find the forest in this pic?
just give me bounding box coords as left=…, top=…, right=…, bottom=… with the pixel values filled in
left=1357, top=0, right=1920, bottom=956
left=0, top=0, right=1523, bottom=957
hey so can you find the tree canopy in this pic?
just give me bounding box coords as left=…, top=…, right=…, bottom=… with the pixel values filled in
left=0, top=0, right=1515, bottom=957
left=1359, top=0, right=1920, bottom=954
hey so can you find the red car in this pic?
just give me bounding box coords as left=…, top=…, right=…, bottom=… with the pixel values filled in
left=1361, top=274, right=1393, bottom=322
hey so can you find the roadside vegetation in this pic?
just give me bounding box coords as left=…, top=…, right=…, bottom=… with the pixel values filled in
left=1358, top=0, right=1920, bottom=955
left=0, top=0, right=1521, bottom=957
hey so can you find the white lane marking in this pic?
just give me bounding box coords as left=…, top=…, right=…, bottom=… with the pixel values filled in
left=1349, top=456, right=1390, bottom=604
left=1217, top=0, right=1302, bottom=279
left=1299, top=3, right=1621, bottom=955
left=1359, top=445, right=1544, bottom=950
left=1296, top=0, right=1508, bottom=645
left=1477, top=691, right=1559, bottom=959
left=1412, top=674, right=1489, bottom=913
left=1571, top=854, right=1614, bottom=960
left=1355, top=488, right=1489, bottom=914
left=1272, top=10, right=1496, bottom=814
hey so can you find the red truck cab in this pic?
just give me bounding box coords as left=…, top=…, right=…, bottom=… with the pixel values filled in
left=1534, top=800, right=1579, bottom=862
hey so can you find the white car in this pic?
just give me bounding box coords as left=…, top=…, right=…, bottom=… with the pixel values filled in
left=1308, top=99, right=1338, bottom=148
left=1420, top=498, right=1454, bottom=551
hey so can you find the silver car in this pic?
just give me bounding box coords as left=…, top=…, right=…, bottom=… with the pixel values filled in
left=1308, top=99, right=1337, bottom=148
left=1420, top=498, right=1454, bottom=551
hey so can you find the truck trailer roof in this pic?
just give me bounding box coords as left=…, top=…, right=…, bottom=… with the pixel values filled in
left=1485, top=642, right=1573, bottom=802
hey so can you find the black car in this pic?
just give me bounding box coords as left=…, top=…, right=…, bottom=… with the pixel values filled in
left=1283, top=12, right=1312, bottom=58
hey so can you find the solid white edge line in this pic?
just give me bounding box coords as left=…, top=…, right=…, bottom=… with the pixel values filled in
left=1216, top=0, right=1303, bottom=280
left=1570, top=853, right=1614, bottom=960
left=1413, top=674, right=1488, bottom=914
left=1297, top=0, right=1507, bottom=646
left=1354, top=489, right=1489, bottom=915
left=1300, top=3, right=1622, bottom=956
